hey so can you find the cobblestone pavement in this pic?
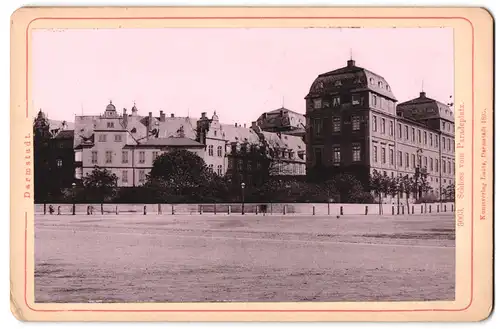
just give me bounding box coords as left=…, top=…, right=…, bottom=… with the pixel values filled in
left=34, top=213, right=455, bottom=303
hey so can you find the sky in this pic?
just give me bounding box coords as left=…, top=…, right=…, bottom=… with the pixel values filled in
left=32, top=27, right=454, bottom=124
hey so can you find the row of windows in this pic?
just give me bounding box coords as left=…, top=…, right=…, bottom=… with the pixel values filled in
left=121, top=170, right=146, bottom=184
left=375, top=115, right=454, bottom=152
left=207, top=145, right=224, bottom=157
left=323, top=144, right=455, bottom=174
left=373, top=145, right=455, bottom=174
left=208, top=164, right=224, bottom=176
left=91, top=150, right=160, bottom=164
left=98, top=134, right=123, bottom=143
left=313, top=93, right=395, bottom=112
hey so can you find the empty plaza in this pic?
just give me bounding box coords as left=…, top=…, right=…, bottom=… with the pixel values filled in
left=34, top=212, right=455, bottom=303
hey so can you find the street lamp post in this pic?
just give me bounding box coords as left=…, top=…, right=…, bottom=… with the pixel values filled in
left=241, top=182, right=246, bottom=215
left=72, top=182, right=76, bottom=215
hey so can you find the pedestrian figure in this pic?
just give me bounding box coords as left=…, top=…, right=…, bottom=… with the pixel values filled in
left=48, top=205, right=54, bottom=215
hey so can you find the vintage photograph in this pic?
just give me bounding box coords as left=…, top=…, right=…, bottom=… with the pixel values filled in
left=32, top=27, right=456, bottom=303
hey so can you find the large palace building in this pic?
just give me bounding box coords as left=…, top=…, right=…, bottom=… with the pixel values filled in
left=305, top=59, right=455, bottom=201
left=73, top=102, right=306, bottom=187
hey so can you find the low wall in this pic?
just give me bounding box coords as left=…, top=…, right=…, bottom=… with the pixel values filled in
left=35, top=202, right=456, bottom=216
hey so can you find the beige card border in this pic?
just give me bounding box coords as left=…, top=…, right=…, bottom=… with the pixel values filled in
left=10, top=6, right=494, bottom=322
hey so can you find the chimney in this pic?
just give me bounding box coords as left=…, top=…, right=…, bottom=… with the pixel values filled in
left=170, top=113, right=175, bottom=118
left=251, top=121, right=261, bottom=133
left=147, top=112, right=152, bottom=139
left=62, top=120, right=68, bottom=130
left=235, top=123, right=238, bottom=127
left=201, top=112, right=207, bottom=119
left=160, top=110, right=165, bottom=122
left=122, top=108, right=128, bottom=127
left=420, top=92, right=426, bottom=98
left=347, top=59, right=355, bottom=67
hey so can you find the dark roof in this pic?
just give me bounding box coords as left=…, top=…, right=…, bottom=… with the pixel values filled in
left=53, top=130, right=74, bottom=139
left=139, top=137, right=204, bottom=147
left=306, top=60, right=397, bottom=101
left=397, top=92, right=454, bottom=122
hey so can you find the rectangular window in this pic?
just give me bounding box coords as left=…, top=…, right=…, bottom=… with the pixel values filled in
left=435, top=135, right=439, bottom=147
left=352, top=94, right=361, bottom=105
left=352, top=144, right=361, bottom=162
left=424, top=132, right=427, bottom=145
left=405, top=125, right=409, bottom=140
left=114, top=134, right=122, bottom=142
left=121, top=151, right=128, bottom=164
left=152, top=151, right=159, bottom=162
left=332, top=96, right=341, bottom=107
left=105, top=151, right=112, bottom=164
left=98, top=134, right=107, bottom=142
left=381, top=118, right=386, bottom=134
left=122, top=170, right=128, bottom=183
left=398, top=151, right=402, bottom=166
left=381, top=147, right=386, bottom=164
left=139, top=170, right=145, bottom=183
left=430, top=133, right=433, bottom=146
left=372, top=94, right=378, bottom=107
left=398, top=123, right=402, bottom=138
left=430, top=157, right=434, bottom=171
left=333, top=146, right=341, bottom=164
left=139, top=151, right=145, bottom=163
left=448, top=161, right=452, bottom=173
left=91, top=151, right=98, bottom=164
left=314, top=118, right=322, bottom=136
left=448, top=138, right=451, bottom=151
left=412, top=154, right=416, bottom=168
left=435, top=159, right=439, bottom=172
left=373, top=145, right=378, bottom=162
left=411, top=128, right=415, bottom=142
left=405, top=152, right=409, bottom=168
left=332, top=117, right=341, bottom=132
left=443, top=159, right=446, bottom=173
left=352, top=115, right=360, bottom=131
left=418, top=130, right=421, bottom=143
left=389, top=121, right=394, bottom=136
left=418, top=155, right=422, bottom=167
left=442, top=137, right=446, bottom=149
left=217, top=165, right=223, bottom=176
left=424, top=156, right=428, bottom=168
left=314, top=148, right=323, bottom=166
left=372, top=115, right=377, bottom=132
left=389, top=149, right=394, bottom=165
left=314, top=99, right=322, bottom=109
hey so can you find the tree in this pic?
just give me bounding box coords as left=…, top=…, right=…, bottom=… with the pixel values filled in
left=399, top=175, right=414, bottom=211
left=147, top=149, right=214, bottom=202
left=82, top=167, right=118, bottom=211
left=33, top=110, right=52, bottom=202
left=369, top=170, right=390, bottom=214
left=443, top=183, right=455, bottom=202
left=413, top=167, right=431, bottom=202
left=330, top=173, right=367, bottom=203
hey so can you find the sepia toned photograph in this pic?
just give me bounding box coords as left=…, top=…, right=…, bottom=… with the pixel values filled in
left=31, top=26, right=458, bottom=304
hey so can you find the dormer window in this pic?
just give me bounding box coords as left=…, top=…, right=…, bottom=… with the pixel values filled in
left=131, top=128, right=137, bottom=133
left=386, top=85, right=391, bottom=91
left=369, top=78, right=375, bottom=84
left=313, top=99, right=322, bottom=109
left=334, top=80, right=342, bottom=87
left=332, top=96, right=341, bottom=107
left=107, top=122, right=114, bottom=128
left=378, top=81, right=383, bottom=88
left=352, top=94, right=361, bottom=106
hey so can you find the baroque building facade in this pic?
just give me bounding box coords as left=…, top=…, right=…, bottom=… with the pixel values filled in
left=305, top=59, right=455, bottom=202
left=73, top=102, right=306, bottom=187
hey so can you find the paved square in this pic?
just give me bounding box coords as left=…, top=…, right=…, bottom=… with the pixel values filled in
left=35, top=213, right=455, bottom=303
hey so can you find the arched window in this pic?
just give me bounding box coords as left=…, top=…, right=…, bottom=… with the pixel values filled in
left=208, top=164, right=214, bottom=172
left=208, top=145, right=214, bottom=156
left=217, top=165, right=223, bottom=176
